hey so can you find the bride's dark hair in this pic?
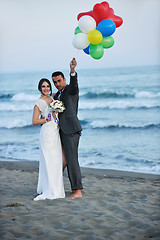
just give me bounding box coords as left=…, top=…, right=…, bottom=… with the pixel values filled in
left=38, top=78, right=52, bottom=96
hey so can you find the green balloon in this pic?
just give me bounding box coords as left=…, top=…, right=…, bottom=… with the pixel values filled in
left=101, top=36, right=114, bottom=49
left=74, top=26, right=83, bottom=35
left=89, top=44, right=104, bottom=60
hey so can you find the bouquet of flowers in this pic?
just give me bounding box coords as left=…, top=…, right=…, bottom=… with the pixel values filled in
left=45, top=100, right=65, bottom=124
left=49, top=100, right=65, bottom=113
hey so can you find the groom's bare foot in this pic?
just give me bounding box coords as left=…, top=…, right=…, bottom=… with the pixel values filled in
left=69, top=190, right=76, bottom=195
left=71, top=189, right=82, bottom=199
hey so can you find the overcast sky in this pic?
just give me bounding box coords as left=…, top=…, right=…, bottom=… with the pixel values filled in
left=0, top=0, right=160, bottom=72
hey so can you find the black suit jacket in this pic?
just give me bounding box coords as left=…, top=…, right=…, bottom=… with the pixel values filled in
left=54, top=73, right=82, bottom=135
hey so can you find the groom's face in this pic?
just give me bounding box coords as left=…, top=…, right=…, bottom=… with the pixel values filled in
left=52, top=75, right=66, bottom=91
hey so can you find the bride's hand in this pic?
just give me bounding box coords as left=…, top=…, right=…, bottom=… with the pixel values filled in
left=45, top=113, right=52, bottom=123
left=52, top=112, right=58, bottom=120
left=45, top=118, right=51, bottom=123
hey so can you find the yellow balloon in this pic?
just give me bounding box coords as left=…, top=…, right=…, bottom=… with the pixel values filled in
left=87, top=30, right=102, bottom=45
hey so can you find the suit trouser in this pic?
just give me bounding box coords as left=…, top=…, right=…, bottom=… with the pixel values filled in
left=60, top=130, right=83, bottom=190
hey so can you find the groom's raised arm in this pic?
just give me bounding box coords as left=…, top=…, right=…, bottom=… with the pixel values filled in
left=69, top=58, right=79, bottom=95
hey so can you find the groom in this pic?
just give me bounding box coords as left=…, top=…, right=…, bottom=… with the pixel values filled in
left=52, top=58, right=83, bottom=198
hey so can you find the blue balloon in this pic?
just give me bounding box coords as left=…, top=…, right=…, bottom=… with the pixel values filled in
left=96, top=19, right=116, bottom=37
left=83, top=45, right=90, bottom=55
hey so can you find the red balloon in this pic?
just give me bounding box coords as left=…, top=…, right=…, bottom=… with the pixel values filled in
left=93, top=2, right=110, bottom=24
left=108, top=8, right=123, bottom=28
left=77, top=10, right=93, bottom=21
left=77, top=10, right=100, bottom=26
left=101, top=1, right=109, bottom=8
left=77, top=1, right=123, bottom=28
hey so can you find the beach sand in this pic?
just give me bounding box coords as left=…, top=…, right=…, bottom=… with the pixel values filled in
left=0, top=160, right=160, bottom=240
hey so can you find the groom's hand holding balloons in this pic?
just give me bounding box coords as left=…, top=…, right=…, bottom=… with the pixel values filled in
left=70, top=58, right=77, bottom=73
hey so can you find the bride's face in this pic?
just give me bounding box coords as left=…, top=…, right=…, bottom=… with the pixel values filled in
left=41, top=81, right=51, bottom=96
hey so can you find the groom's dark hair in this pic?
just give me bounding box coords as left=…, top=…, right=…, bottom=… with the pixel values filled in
left=52, top=71, right=65, bottom=79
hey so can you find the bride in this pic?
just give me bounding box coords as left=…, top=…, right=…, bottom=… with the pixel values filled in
left=32, top=78, right=65, bottom=201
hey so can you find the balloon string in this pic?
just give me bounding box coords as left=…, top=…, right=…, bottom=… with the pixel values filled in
left=73, top=48, right=80, bottom=60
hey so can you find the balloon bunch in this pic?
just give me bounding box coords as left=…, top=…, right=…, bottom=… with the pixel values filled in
left=72, top=1, right=123, bottom=60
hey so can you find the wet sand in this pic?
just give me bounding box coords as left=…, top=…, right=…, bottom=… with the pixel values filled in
left=0, top=160, right=160, bottom=240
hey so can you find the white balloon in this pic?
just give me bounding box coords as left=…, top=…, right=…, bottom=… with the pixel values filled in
left=78, top=15, right=96, bottom=33
left=72, top=33, right=90, bottom=50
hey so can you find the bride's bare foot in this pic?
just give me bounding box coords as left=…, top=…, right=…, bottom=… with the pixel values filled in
left=71, top=189, right=82, bottom=199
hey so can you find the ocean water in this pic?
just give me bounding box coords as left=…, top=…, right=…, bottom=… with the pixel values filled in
left=0, top=65, right=160, bottom=175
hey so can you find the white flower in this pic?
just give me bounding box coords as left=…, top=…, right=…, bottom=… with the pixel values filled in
left=49, top=100, right=65, bottom=113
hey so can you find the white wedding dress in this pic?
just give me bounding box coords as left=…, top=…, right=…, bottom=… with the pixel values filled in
left=34, top=98, right=65, bottom=201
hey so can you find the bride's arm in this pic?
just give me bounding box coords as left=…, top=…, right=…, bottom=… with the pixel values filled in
left=32, top=105, right=48, bottom=125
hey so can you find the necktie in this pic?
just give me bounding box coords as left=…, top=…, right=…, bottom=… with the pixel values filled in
left=58, top=91, right=61, bottom=100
